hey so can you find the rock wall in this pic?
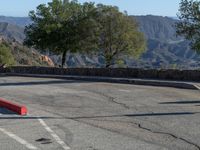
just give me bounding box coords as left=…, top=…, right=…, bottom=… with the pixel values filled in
left=1, top=66, right=200, bottom=81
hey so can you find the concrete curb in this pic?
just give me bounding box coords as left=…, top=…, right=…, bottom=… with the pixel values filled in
left=2, top=73, right=200, bottom=90
left=0, top=98, right=27, bottom=115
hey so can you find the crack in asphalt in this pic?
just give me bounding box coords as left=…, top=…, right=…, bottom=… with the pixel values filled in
left=91, top=117, right=200, bottom=150
left=77, top=118, right=200, bottom=150
left=89, top=90, right=130, bottom=109
left=73, top=118, right=169, bottom=149
left=134, top=122, right=200, bottom=150
left=32, top=106, right=200, bottom=150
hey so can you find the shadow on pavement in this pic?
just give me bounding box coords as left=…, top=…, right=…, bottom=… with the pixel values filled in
left=0, top=107, right=17, bottom=115
left=0, top=80, right=89, bottom=87
left=0, top=116, right=56, bottom=120
left=0, top=108, right=57, bottom=119
left=160, top=100, right=200, bottom=104
left=124, top=112, right=195, bottom=117
left=67, top=112, right=198, bottom=119
left=0, top=111, right=197, bottom=120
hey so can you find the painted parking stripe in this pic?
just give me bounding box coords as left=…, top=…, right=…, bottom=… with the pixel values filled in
left=0, top=128, right=38, bottom=150
left=38, top=119, right=70, bottom=150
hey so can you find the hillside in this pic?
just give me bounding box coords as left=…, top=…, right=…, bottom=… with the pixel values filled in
left=0, top=22, right=25, bottom=43
left=0, top=18, right=55, bottom=67
left=131, top=15, right=200, bottom=69
left=1, top=15, right=200, bottom=69
left=0, top=38, right=54, bottom=66
left=134, top=15, right=182, bottom=42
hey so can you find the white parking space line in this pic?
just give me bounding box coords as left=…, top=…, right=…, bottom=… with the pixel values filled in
left=0, top=128, right=38, bottom=150
left=38, top=119, right=70, bottom=150
left=118, top=89, right=131, bottom=93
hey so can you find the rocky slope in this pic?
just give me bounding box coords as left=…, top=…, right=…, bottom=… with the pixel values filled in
left=0, top=38, right=54, bottom=66
left=0, top=22, right=25, bottom=43
left=0, top=22, right=54, bottom=67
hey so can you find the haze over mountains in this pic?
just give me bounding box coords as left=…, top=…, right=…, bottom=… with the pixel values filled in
left=0, top=15, right=200, bottom=69
left=0, top=16, right=30, bottom=27
left=132, top=15, right=200, bottom=69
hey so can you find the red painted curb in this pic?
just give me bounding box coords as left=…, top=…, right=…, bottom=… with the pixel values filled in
left=0, top=98, right=27, bottom=115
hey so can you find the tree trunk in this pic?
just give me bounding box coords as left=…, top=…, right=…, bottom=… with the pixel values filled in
left=105, top=55, right=112, bottom=68
left=61, top=50, right=67, bottom=68
left=105, top=59, right=112, bottom=68
left=105, top=63, right=111, bottom=68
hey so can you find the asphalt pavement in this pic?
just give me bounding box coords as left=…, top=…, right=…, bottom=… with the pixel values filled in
left=0, top=76, right=200, bottom=150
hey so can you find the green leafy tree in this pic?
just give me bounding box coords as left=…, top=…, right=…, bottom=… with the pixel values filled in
left=0, top=43, right=15, bottom=66
left=96, top=4, right=146, bottom=68
left=176, top=0, right=200, bottom=51
left=24, top=0, right=99, bottom=67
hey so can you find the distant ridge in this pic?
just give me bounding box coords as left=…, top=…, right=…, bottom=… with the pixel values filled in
left=169, top=16, right=179, bottom=20
left=130, top=15, right=200, bottom=69
left=133, top=15, right=182, bottom=42
left=0, top=22, right=25, bottom=43
left=0, top=16, right=30, bottom=27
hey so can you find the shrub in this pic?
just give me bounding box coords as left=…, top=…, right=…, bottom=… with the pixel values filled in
left=0, top=43, right=15, bottom=66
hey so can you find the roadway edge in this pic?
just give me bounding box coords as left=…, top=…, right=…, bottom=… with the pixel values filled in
left=1, top=73, right=200, bottom=90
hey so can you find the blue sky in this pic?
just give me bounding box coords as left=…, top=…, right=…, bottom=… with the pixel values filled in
left=0, top=0, right=180, bottom=17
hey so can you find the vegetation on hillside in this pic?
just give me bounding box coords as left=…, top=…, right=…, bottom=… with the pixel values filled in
left=0, top=42, right=15, bottom=66
left=0, top=39, right=54, bottom=66
left=10, top=42, right=53, bottom=66
left=24, top=0, right=145, bottom=68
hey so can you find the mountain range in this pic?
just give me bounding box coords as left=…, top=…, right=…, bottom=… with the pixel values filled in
left=130, top=15, right=200, bottom=69
left=0, top=16, right=29, bottom=27
left=0, top=15, right=200, bottom=69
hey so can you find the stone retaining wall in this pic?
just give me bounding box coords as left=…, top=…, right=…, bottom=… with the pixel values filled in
left=1, top=66, right=200, bottom=81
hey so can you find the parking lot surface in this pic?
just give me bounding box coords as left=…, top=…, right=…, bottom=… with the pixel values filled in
left=0, top=76, right=200, bottom=150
